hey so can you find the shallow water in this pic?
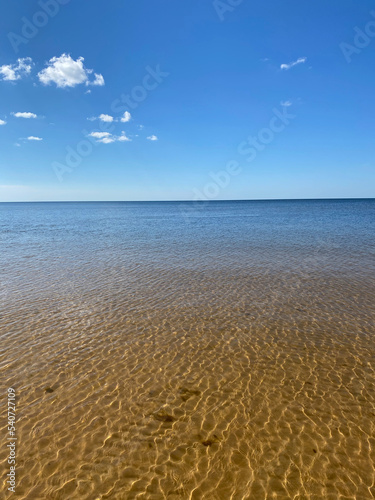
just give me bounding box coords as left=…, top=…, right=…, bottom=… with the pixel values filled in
left=1, top=200, right=374, bottom=499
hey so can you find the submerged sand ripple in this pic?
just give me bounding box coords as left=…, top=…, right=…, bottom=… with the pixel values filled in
left=1, top=264, right=375, bottom=499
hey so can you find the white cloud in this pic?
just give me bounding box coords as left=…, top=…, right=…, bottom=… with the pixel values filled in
left=98, top=136, right=115, bottom=144
left=280, top=57, right=307, bottom=71
left=99, top=114, right=114, bottom=122
left=88, top=114, right=114, bottom=122
left=89, top=132, right=111, bottom=139
left=0, top=119, right=6, bottom=125
left=0, top=57, right=33, bottom=81
left=27, top=136, right=43, bottom=141
left=120, top=111, right=131, bottom=123
left=12, top=111, right=38, bottom=119
left=118, top=132, right=131, bottom=142
left=280, top=100, right=292, bottom=107
left=88, top=131, right=132, bottom=144
left=38, top=54, right=105, bottom=88
left=88, top=111, right=132, bottom=124
left=147, top=135, right=158, bottom=141
left=90, top=73, right=105, bottom=86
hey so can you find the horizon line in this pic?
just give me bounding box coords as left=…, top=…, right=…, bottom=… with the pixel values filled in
left=0, top=197, right=374, bottom=203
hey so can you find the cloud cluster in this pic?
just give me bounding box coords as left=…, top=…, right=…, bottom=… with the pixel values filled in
left=280, top=57, right=307, bottom=70
left=0, top=57, right=33, bottom=81
left=0, top=55, right=160, bottom=148
left=88, top=131, right=131, bottom=144
left=0, top=54, right=105, bottom=90
left=38, top=54, right=105, bottom=88
left=88, top=111, right=131, bottom=123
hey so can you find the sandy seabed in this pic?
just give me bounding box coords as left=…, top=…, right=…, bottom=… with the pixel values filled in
left=1, top=265, right=374, bottom=499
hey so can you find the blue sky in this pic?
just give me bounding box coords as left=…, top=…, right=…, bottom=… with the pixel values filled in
left=0, top=0, right=374, bottom=201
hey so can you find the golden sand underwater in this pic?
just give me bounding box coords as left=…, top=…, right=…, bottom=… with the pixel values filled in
left=1, top=267, right=374, bottom=499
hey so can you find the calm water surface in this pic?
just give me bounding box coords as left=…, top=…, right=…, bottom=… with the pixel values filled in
left=1, top=200, right=374, bottom=499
